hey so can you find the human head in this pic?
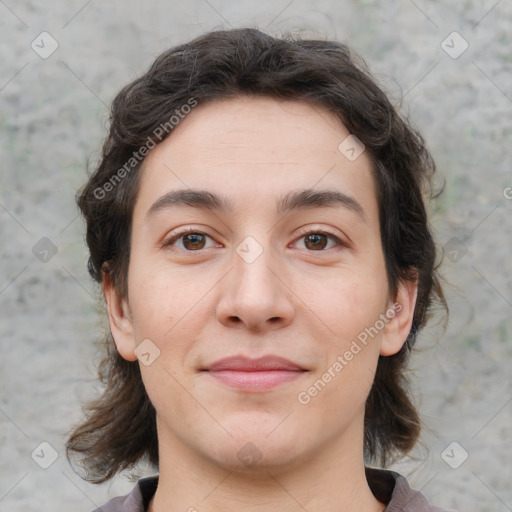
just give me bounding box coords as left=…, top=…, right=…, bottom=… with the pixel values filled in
left=67, top=27, right=445, bottom=483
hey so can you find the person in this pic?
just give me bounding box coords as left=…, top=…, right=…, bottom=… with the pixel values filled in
left=67, top=27, right=452, bottom=512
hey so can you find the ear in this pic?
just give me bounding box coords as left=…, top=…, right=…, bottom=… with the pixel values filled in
left=379, top=275, right=418, bottom=357
left=102, top=269, right=138, bottom=362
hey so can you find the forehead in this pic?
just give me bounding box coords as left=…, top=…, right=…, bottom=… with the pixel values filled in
left=134, top=96, right=378, bottom=222
left=152, top=96, right=352, bottom=163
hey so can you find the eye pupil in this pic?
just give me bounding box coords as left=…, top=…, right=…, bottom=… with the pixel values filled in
left=305, top=233, right=327, bottom=250
left=184, top=233, right=205, bottom=250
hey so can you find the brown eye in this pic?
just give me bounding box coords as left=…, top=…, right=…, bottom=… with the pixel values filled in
left=182, top=233, right=206, bottom=250
left=294, top=231, right=344, bottom=251
left=163, top=230, right=216, bottom=251
left=304, top=233, right=329, bottom=250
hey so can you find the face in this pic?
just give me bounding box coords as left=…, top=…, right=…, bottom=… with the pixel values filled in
left=105, top=96, right=416, bottom=474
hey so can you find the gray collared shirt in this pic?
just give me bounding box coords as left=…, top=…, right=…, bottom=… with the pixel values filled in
left=93, top=468, right=454, bottom=511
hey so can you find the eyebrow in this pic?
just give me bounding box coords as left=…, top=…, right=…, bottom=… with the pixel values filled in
left=145, top=188, right=366, bottom=221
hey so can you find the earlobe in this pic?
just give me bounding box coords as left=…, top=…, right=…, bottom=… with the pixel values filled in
left=379, top=276, right=418, bottom=357
left=102, top=271, right=138, bottom=362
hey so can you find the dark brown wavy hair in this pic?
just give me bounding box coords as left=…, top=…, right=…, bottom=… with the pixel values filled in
left=67, top=27, right=446, bottom=483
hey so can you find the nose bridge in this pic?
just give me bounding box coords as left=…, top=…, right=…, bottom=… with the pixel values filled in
left=234, top=235, right=279, bottom=306
left=216, top=233, right=294, bottom=330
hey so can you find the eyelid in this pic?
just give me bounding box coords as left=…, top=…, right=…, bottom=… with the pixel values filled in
left=161, top=225, right=350, bottom=252
left=161, top=227, right=221, bottom=250
left=291, top=226, right=349, bottom=250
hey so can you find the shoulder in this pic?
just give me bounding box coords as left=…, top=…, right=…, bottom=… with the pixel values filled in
left=92, top=476, right=158, bottom=512
left=366, top=467, right=456, bottom=511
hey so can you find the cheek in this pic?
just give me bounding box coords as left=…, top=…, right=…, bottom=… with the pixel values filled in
left=127, top=263, right=214, bottom=363
left=297, top=266, right=388, bottom=343
left=127, top=263, right=178, bottom=338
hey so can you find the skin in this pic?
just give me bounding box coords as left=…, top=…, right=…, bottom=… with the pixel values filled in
left=103, top=96, right=417, bottom=512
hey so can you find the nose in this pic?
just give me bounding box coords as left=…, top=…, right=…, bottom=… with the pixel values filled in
left=215, top=241, right=295, bottom=332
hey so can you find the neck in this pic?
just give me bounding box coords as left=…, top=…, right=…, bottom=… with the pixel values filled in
left=148, top=419, right=385, bottom=512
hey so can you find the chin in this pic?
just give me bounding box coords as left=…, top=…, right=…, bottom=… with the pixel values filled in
left=204, top=430, right=308, bottom=475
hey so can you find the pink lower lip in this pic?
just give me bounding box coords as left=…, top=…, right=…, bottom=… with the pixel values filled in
left=205, top=370, right=305, bottom=391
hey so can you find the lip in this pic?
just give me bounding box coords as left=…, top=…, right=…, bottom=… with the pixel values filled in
left=203, top=355, right=306, bottom=372
left=201, top=355, right=308, bottom=392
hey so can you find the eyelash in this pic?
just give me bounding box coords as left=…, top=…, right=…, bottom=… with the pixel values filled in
left=162, top=227, right=347, bottom=252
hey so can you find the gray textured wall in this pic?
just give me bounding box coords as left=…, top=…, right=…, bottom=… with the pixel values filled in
left=1, top=1, right=511, bottom=511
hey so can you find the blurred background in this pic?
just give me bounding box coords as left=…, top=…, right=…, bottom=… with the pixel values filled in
left=1, top=1, right=511, bottom=510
